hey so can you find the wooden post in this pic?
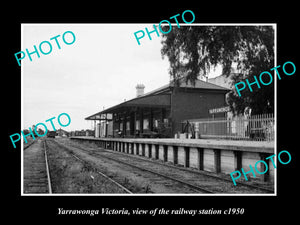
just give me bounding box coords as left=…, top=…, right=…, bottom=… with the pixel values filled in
left=197, top=147, right=204, bottom=170
left=214, top=149, right=221, bottom=173
left=150, top=109, right=153, bottom=131
left=141, top=143, right=145, bottom=156
left=131, top=143, right=134, bottom=154
left=136, top=143, right=139, bottom=155
left=148, top=144, right=152, bottom=158
left=105, top=114, right=108, bottom=137
left=163, top=145, right=168, bottom=162
left=140, top=108, right=144, bottom=135
left=184, top=146, right=190, bottom=168
left=173, top=146, right=178, bottom=165
left=259, top=153, right=270, bottom=182
left=155, top=144, right=159, bottom=159
left=234, top=151, right=242, bottom=171
left=126, top=142, right=130, bottom=153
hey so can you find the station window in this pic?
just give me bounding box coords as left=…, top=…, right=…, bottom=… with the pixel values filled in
left=154, top=119, right=159, bottom=128
left=136, top=120, right=140, bottom=130
left=143, top=118, right=149, bottom=130
left=119, top=122, right=123, bottom=131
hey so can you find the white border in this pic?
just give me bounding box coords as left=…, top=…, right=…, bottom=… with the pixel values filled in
left=274, top=23, right=277, bottom=195
left=21, top=24, right=24, bottom=195
left=21, top=23, right=277, bottom=196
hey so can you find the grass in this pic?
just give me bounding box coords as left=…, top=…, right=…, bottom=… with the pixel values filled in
left=46, top=141, right=127, bottom=193
left=46, top=139, right=154, bottom=193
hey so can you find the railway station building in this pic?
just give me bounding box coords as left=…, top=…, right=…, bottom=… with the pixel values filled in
left=85, top=78, right=230, bottom=138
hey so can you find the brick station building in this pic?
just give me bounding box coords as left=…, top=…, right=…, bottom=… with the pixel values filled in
left=86, top=78, right=229, bottom=138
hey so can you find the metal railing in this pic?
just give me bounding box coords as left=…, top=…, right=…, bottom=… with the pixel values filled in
left=182, top=113, right=274, bottom=142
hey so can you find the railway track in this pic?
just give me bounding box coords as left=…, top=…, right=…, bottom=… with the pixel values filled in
left=44, top=139, right=132, bottom=194
left=23, top=139, right=52, bottom=194
left=48, top=139, right=213, bottom=193
left=53, top=139, right=274, bottom=194
left=81, top=148, right=272, bottom=194
left=101, top=148, right=274, bottom=193
left=92, top=152, right=214, bottom=193
left=66, top=151, right=132, bottom=194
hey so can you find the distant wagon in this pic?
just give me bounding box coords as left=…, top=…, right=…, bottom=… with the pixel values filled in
left=47, top=131, right=56, bottom=138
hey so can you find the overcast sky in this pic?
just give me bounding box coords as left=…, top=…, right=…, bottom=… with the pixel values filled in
left=22, top=24, right=221, bottom=131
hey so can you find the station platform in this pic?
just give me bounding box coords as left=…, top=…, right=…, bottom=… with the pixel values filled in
left=70, top=136, right=274, bottom=153
left=70, top=136, right=275, bottom=182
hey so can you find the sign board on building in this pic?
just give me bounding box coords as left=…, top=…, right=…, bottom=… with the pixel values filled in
left=209, top=106, right=230, bottom=114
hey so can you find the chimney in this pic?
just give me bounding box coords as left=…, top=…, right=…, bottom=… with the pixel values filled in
left=136, top=84, right=145, bottom=97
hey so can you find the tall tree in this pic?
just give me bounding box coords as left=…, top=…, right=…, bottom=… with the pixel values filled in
left=160, top=26, right=274, bottom=115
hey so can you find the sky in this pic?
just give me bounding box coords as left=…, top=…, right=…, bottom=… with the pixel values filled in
left=22, top=24, right=222, bottom=131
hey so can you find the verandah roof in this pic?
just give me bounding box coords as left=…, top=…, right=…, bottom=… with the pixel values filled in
left=85, top=94, right=171, bottom=120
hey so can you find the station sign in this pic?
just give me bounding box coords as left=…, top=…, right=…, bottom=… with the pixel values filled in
left=209, top=106, right=230, bottom=114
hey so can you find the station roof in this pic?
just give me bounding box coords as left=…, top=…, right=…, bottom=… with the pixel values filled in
left=85, top=78, right=230, bottom=120
left=85, top=94, right=171, bottom=120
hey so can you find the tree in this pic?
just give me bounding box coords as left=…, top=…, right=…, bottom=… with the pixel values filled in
left=37, top=128, right=45, bottom=136
left=160, top=26, right=274, bottom=115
